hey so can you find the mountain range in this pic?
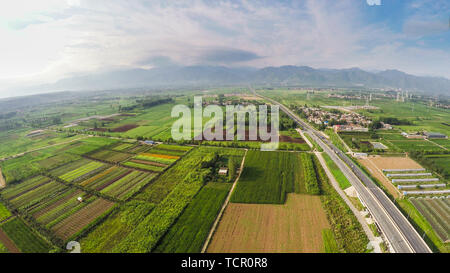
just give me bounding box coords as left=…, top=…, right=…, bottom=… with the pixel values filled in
left=16, top=65, right=450, bottom=96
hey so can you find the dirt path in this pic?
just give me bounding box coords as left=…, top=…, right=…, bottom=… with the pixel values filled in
left=0, top=228, right=20, bottom=253
left=315, top=152, right=381, bottom=252
left=201, top=149, right=248, bottom=253
left=425, top=139, right=448, bottom=151
left=0, top=168, right=5, bottom=188
left=296, top=128, right=313, bottom=149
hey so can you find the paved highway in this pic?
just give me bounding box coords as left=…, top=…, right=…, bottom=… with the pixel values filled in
left=251, top=87, right=432, bottom=253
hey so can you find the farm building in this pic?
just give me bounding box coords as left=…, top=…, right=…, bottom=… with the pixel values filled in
left=403, top=189, right=450, bottom=195
left=386, top=173, right=432, bottom=177
left=353, top=152, right=368, bottom=158
left=424, top=132, right=447, bottom=139
left=333, top=125, right=368, bottom=133
left=403, top=133, right=425, bottom=139
left=397, top=184, right=446, bottom=190
left=218, top=168, right=228, bottom=175
left=143, top=140, right=155, bottom=145
left=392, top=178, right=439, bottom=183
left=382, top=168, right=425, bottom=172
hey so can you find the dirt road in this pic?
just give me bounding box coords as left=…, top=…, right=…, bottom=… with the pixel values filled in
left=0, top=168, right=5, bottom=188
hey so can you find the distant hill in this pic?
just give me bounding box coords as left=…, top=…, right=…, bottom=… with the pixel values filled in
left=16, top=65, right=450, bottom=95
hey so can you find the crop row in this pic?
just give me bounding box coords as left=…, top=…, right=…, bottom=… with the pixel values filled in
left=122, top=161, right=165, bottom=172
left=0, top=217, right=51, bottom=253
left=301, top=153, right=320, bottom=195
left=100, top=171, right=156, bottom=201
left=59, top=161, right=106, bottom=182
left=231, top=151, right=304, bottom=204
left=49, top=158, right=92, bottom=177
left=154, top=182, right=231, bottom=253
left=410, top=198, right=450, bottom=242
left=88, top=149, right=132, bottom=163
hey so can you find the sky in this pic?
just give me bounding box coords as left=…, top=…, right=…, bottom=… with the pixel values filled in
left=0, top=0, right=449, bottom=96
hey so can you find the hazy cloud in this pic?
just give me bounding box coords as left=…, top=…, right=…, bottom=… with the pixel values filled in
left=199, top=48, right=262, bottom=64
left=0, top=0, right=449, bottom=93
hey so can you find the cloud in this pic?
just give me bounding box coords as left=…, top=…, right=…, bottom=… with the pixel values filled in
left=199, top=48, right=262, bottom=64
left=137, top=56, right=177, bottom=67
left=0, top=0, right=449, bottom=94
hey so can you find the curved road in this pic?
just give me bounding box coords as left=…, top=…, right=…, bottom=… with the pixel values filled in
left=252, top=87, right=432, bottom=253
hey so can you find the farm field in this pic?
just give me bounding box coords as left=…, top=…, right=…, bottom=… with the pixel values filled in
left=389, top=140, right=444, bottom=152
left=0, top=202, right=11, bottom=221
left=121, top=144, right=191, bottom=172
left=154, top=182, right=231, bottom=253
left=410, top=198, right=450, bottom=243
left=207, top=194, right=330, bottom=253
left=79, top=146, right=244, bottom=253
left=0, top=217, right=51, bottom=253
left=322, top=153, right=351, bottom=190
left=111, top=142, right=152, bottom=154
left=79, top=201, right=155, bottom=253
left=424, top=154, right=450, bottom=180
left=429, top=139, right=450, bottom=149
left=80, top=166, right=156, bottom=200
left=0, top=129, right=84, bottom=159
left=230, top=151, right=305, bottom=204
left=0, top=174, right=116, bottom=241
left=134, top=147, right=238, bottom=204
left=52, top=198, right=115, bottom=240
left=113, top=147, right=244, bottom=252
left=88, top=149, right=132, bottom=163
left=59, top=161, right=107, bottom=183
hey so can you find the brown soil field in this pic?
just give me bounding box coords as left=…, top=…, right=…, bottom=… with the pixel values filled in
left=92, top=128, right=108, bottom=132
left=366, top=156, right=423, bottom=170
left=52, top=199, right=115, bottom=240
left=358, top=158, right=400, bottom=199
left=0, top=228, right=20, bottom=253
left=111, top=124, right=139, bottom=132
left=279, top=135, right=306, bottom=144
left=207, top=194, right=330, bottom=253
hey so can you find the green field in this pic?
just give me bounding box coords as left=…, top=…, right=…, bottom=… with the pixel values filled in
left=59, top=161, right=106, bottom=182
left=0, top=217, right=51, bottom=253
left=0, top=202, right=12, bottom=221
left=79, top=201, right=155, bottom=253
left=230, top=151, right=305, bottom=204
left=322, top=153, right=351, bottom=189
left=389, top=140, right=444, bottom=152
left=154, top=182, right=231, bottom=253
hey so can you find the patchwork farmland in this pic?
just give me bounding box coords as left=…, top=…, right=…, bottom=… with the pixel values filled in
left=0, top=175, right=116, bottom=241
left=79, top=166, right=156, bottom=201
left=208, top=150, right=368, bottom=253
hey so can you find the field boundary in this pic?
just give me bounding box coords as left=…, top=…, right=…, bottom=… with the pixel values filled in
left=201, top=149, right=248, bottom=253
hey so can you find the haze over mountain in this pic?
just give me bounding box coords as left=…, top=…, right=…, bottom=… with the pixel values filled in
left=16, top=65, right=450, bottom=97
